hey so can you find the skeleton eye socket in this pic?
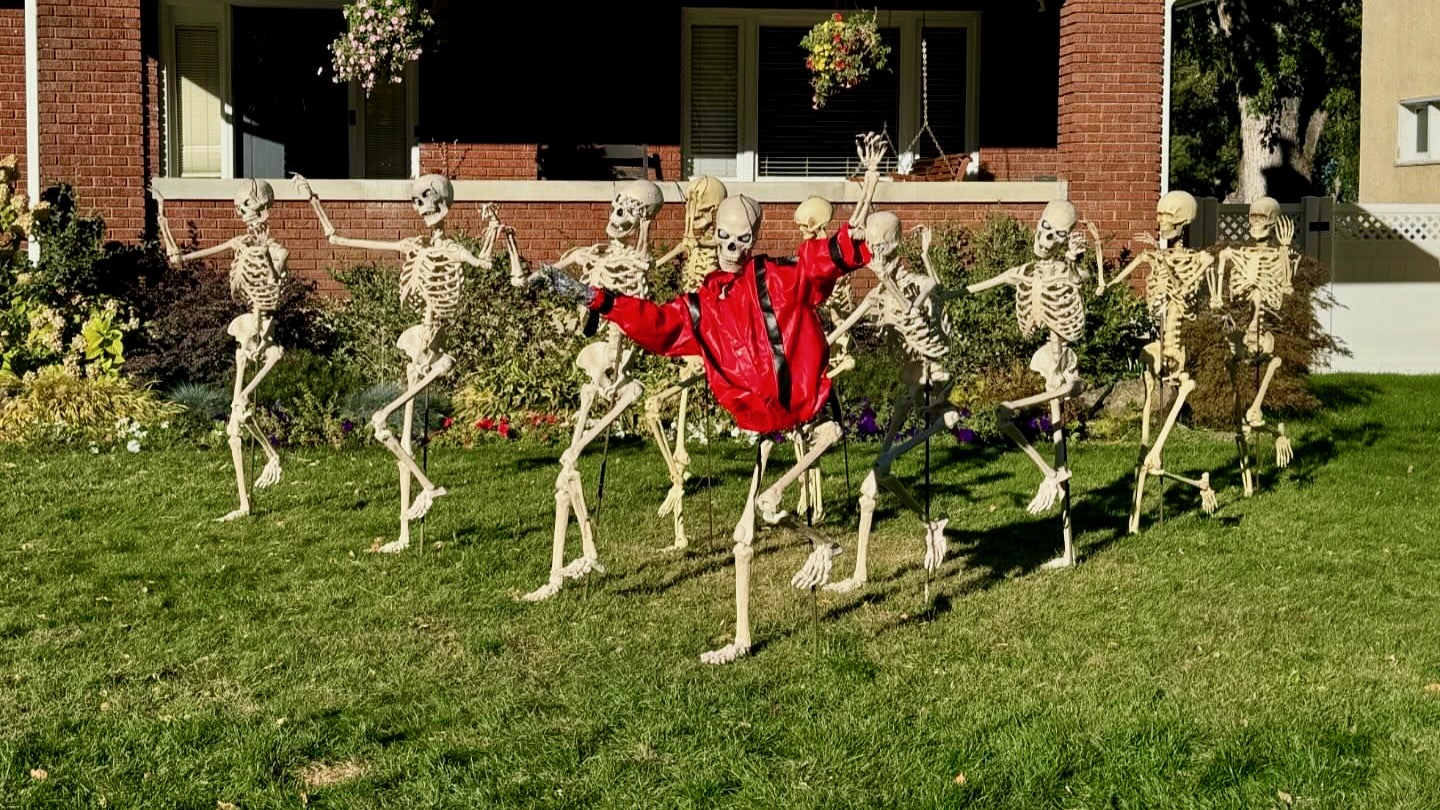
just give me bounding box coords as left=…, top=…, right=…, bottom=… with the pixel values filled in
left=717, top=229, right=730, bottom=241
left=738, top=234, right=753, bottom=244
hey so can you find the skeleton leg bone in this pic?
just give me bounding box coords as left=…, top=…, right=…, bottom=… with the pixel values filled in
left=1041, top=398, right=1076, bottom=570
left=829, top=382, right=918, bottom=593
left=995, top=379, right=1082, bottom=515
left=1128, top=362, right=1162, bottom=535
left=370, top=357, right=455, bottom=529
left=701, top=452, right=764, bottom=665
left=1245, top=356, right=1293, bottom=467
left=1226, top=354, right=1256, bottom=497
left=239, top=345, right=284, bottom=490
left=217, top=349, right=254, bottom=523
left=1132, top=374, right=1217, bottom=531
left=645, top=378, right=695, bottom=552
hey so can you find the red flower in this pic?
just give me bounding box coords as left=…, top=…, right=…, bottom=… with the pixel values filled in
left=832, top=12, right=842, bottom=21
left=477, top=417, right=495, bottom=431
left=441, top=416, right=454, bottom=430
left=497, top=418, right=511, bottom=439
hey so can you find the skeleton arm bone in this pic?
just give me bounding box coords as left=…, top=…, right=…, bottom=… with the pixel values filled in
left=1101, top=251, right=1152, bottom=293
left=826, top=293, right=878, bottom=344
left=152, top=187, right=240, bottom=265
left=848, top=132, right=888, bottom=229
left=965, top=266, right=1018, bottom=295
left=292, top=173, right=410, bottom=253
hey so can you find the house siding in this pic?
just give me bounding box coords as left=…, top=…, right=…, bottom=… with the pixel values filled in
left=1359, top=0, right=1440, bottom=203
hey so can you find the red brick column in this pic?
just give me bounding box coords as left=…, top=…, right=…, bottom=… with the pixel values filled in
left=37, top=0, right=149, bottom=240
left=0, top=7, right=25, bottom=178
left=1058, top=0, right=1166, bottom=253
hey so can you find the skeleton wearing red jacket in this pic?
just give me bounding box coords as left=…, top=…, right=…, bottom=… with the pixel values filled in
left=530, top=164, right=881, bottom=664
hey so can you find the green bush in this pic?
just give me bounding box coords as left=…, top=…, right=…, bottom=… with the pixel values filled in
left=0, top=365, right=183, bottom=448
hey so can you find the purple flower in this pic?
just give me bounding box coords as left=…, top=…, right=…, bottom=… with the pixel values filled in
left=268, top=434, right=281, bottom=448
left=342, top=419, right=355, bottom=433
left=953, top=427, right=977, bottom=444
left=857, top=412, right=878, bottom=436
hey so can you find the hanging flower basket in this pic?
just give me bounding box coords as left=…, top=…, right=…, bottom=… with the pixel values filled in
left=327, top=0, right=434, bottom=96
left=800, top=10, right=891, bottom=110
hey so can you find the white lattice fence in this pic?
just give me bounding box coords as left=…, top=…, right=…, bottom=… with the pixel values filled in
left=1213, top=204, right=1303, bottom=247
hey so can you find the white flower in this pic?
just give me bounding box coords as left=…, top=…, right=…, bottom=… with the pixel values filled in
left=89, top=444, right=99, bottom=454
left=126, top=439, right=141, bottom=453
left=160, top=421, right=169, bottom=430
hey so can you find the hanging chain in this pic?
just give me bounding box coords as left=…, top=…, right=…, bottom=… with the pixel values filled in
left=902, top=38, right=956, bottom=179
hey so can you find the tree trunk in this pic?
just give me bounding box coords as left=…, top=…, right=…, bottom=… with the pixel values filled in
left=1230, top=95, right=1327, bottom=202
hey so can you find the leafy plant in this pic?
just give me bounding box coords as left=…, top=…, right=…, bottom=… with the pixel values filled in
left=0, top=365, right=182, bottom=447
left=800, top=10, right=891, bottom=110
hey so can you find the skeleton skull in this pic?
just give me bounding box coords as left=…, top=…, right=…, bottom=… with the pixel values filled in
left=716, top=194, right=763, bottom=273
left=411, top=174, right=454, bottom=228
left=1248, top=196, right=1282, bottom=241
left=686, top=175, right=728, bottom=234
left=794, top=196, right=834, bottom=241
left=863, top=211, right=902, bottom=267
left=1033, top=200, right=1078, bottom=259
left=1156, top=190, right=1198, bottom=242
left=607, top=179, right=664, bottom=241
left=233, top=179, right=274, bottom=229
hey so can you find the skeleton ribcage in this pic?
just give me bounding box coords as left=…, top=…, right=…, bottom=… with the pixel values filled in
left=1014, top=261, right=1085, bottom=344
left=230, top=244, right=283, bottom=314
left=871, top=281, right=948, bottom=361
left=581, top=245, right=650, bottom=299
left=400, top=246, right=464, bottom=325
left=1228, top=246, right=1293, bottom=313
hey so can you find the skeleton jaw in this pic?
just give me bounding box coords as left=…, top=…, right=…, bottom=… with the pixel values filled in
left=421, top=209, right=447, bottom=229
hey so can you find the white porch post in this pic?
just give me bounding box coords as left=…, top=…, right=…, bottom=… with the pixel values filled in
left=24, top=0, right=40, bottom=263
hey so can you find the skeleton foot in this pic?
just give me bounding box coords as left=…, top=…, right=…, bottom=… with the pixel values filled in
left=1199, top=473, right=1218, bottom=514
left=1275, top=427, right=1293, bottom=468
left=823, top=576, right=866, bottom=594
left=923, top=518, right=949, bottom=572
left=1026, top=469, right=1072, bottom=515
left=520, top=575, right=564, bottom=602
left=560, top=555, right=606, bottom=580
left=700, top=642, right=750, bottom=665
left=215, top=507, right=250, bottom=523
left=790, top=542, right=841, bottom=590
left=757, top=491, right=787, bottom=525
left=375, top=537, right=411, bottom=554
left=405, top=487, right=447, bottom=521
left=1040, top=552, right=1075, bottom=570
left=254, top=456, right=282, bottom=489
left=657, top=480, right=686, bottom=518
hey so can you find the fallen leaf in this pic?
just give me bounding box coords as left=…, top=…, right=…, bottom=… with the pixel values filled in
left=432, top=541, right=445, bottom=550
left=953, top=772, right=967, bottom=786
left=1278, top=790, right=1293, bottom=805
left=1424, top=683, right=1440, bottom=693
left=1407, top=465, right=1414, bottom=474
left=217, top=802, right=239, bottom=810
left=100, top=701, right=111, bottom=712
left=30, top=768, right=48, bottom=780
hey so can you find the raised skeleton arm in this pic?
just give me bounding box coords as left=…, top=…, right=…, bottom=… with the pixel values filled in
left=150, top=184, right=239, bottom=265
left=848, top=131, right=888, bottom=233
left=966, top=265, right=1019, bottom=295
left=293, top=173, right=411, bottom=253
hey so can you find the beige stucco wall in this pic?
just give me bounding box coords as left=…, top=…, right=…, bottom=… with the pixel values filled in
left=1360, top=0, right=1440, bottom=202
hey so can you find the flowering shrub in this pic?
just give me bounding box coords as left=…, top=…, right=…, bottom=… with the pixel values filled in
left=800, top=11, right=891, bottom=110
left=327, top=0, right=433, bottom=95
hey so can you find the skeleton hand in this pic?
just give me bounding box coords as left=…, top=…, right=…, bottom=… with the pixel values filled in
left=527, top=264, right=597, bottom=306
left=1066, top=229, right=1087, bottom=264
left=855, top=131, right=888, bottom=173
left=1276, top=214, right=1295, bottom=247
left=291, top=173, right=314, bottom=199
left=791, top=542, right=842, bottom=589
left=1133, top=232, right=1158, bottom=248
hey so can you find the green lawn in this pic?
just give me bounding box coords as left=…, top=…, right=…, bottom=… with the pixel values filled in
left=2, top=374, right=1438, bottom=808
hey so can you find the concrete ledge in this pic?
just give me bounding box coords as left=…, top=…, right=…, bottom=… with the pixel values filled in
left=150, top=178, right=1068, bottom=205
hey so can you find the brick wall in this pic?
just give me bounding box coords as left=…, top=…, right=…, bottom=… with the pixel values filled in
left=37, top=0, right=150, bottom=241
left=156, top=199, right=1046, bottom=298
left=0, top=6, right=24, bottom=180
left=1058, top=0, right=1165, bottom=257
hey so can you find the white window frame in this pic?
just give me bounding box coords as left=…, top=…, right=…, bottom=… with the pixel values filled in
left=681, top=7, right=980, bottom=183
left=158, top=0, right=420, bottom=180
left=1397, top=97, right=1440, bottom=166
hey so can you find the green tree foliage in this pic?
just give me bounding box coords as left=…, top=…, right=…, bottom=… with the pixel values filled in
left=1169, top=0, right=1360, bottom=202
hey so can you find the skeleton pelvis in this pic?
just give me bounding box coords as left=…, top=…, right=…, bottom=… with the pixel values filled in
left=227, top=313, right=262, bottom=351
left=1029, top=342, right=1079, bottom=390
left=397, top=325, right=439, bottom=366
left=576, top=340, right=628, bottom=384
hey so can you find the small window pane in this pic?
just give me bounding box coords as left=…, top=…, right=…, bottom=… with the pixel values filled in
left=1417, top=104, right=1430, bottom=155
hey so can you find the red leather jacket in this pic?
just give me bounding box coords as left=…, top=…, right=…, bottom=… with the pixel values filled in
left=586, top=224, right=871, bottom=434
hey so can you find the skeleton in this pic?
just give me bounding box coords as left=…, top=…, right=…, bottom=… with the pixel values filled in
left=746, top=141, right=886, bottom=532
left=1214, top=197, right=1298, bottom=495
left=296, top=173, right=520, bottom=552
left=1103, top=190, right=1222, bottom=534
left=820, top=213, right=966, bottom=592
left=153, top=180, right=288, bottom=522
left=645, top=175, right=727, bottom=552
left=698, top=133, right=888, bottom=665
left=967, top=201, right=1099, bottom=569
left=522, top=179, right=664, bottom=601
